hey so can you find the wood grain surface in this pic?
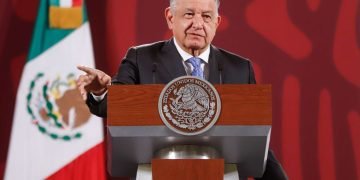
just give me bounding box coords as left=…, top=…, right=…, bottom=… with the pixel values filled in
left=108, top=84, right=272, bottom=126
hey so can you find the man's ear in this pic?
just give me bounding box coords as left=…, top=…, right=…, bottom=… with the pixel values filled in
left=165, top=7, right=174, bottom=30
left=215, top=15, right=221, bottom=28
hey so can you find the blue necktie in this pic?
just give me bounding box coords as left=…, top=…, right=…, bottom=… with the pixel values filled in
left=187, top=57, right=204, bottom=79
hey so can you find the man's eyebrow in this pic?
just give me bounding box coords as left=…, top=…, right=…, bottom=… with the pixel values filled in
left=202, top=11, right=214, bottom=14
left=183, top=8, right=215, bottom=14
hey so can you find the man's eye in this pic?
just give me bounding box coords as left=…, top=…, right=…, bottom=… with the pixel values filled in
left=184, top=13, right=194, bottom=18
left=203, top=15, right=212, bottom=21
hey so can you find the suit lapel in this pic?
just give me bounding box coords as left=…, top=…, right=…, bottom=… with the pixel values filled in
left=208, top=45, right=220, bottom=84
left=158, top=39, right=187, bottom=81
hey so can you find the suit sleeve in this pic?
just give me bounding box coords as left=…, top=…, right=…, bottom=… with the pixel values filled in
left=85, top=47, right=140, bottom=117
left=249, top=60, right=257, bottom=84
left=86, top=93, right=108, bottom=117
left=112, top=47, right=140, bottom=84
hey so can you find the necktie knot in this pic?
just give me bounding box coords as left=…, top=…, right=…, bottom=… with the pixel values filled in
left=187, top=57, right=203, bottom=79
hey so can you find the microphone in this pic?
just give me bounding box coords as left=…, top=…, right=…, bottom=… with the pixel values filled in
left=152, top=63, right=157, bottom=84
left=218, top=61, right=223, bottom=84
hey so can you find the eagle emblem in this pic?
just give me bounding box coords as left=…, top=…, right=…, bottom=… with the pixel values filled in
left=158, top=76, right=221, bottom=136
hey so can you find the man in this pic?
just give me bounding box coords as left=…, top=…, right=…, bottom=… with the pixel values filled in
left=77, top=0, right=287, bottom=179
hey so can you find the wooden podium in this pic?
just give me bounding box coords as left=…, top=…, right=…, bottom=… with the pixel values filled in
left=107, top=84, right=272, bottom=179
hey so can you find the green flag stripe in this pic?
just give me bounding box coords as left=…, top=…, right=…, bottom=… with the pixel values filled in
left=49, top=0, right=59, bottom=6
left=27, top=0, right=88, bottom=61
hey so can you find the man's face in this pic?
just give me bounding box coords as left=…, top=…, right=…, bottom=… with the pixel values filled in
left=165, top=0, right=221, bottom=55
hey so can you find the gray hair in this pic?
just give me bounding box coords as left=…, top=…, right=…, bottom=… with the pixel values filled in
left=170, top=0, right=220, bottom=14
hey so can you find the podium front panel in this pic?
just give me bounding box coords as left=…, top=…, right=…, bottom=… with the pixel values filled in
left=107, top=125, right=271, bottom=178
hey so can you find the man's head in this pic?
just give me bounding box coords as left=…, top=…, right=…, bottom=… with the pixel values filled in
left=169, top=0, right=220, bottom=15
left=165, top=0, right=221, bottom=56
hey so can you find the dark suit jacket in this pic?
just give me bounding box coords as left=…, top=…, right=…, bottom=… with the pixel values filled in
left=87, top=39, right=256, bottom=118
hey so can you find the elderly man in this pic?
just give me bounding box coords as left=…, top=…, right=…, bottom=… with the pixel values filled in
left=77, top=0, right=287, bottom=179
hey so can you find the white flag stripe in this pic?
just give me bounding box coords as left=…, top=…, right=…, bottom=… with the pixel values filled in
left=60, top=0, right=72, bottom=8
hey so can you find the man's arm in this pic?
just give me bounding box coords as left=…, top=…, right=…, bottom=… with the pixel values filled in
left=85, top=92, right=109, bottom=117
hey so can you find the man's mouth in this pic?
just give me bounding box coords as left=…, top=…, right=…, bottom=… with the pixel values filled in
left=187, top=33, right=205, bottom=37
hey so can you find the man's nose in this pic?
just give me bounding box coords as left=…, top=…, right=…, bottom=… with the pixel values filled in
left=192, top=15, right=204, bottom=29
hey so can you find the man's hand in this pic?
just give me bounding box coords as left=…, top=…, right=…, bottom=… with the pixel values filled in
left=76, top=66, right=111, bottom=101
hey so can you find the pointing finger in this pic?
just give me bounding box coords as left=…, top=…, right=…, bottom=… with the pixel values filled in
left=77, top=65, right=97, bottom=75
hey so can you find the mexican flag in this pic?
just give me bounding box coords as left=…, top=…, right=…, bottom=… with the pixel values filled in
left=5, top=0, right=105, bottom=179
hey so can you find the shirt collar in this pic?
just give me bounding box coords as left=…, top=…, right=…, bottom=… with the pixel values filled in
left=173, top=37, right=210, bottom=63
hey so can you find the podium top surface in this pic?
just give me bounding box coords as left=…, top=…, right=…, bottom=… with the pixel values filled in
left=108, top=84, right=272, bottom=126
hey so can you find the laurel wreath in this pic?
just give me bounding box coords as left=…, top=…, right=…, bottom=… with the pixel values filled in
left=26, top=73, right=82, bottom=141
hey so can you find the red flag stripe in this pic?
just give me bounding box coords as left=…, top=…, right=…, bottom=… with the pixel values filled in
left=72, top=0, right=82, bottom=7
left=46, top=142, right=106, bottom=180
